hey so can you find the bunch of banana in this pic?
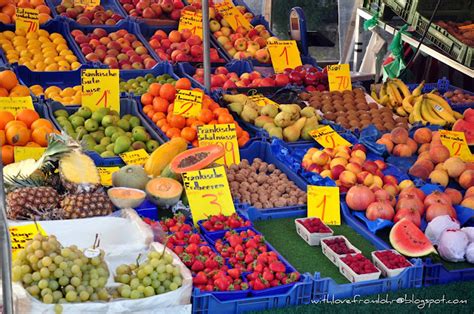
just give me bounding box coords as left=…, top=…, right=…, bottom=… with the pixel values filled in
left=371, top=78, right=416, bottom=116
left=409, top=92, right=462, bottom=126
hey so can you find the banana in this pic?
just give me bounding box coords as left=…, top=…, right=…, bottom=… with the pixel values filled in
left=386, top=83, right=401, bottom=109
left=379, top=95, right=390, bottom=107
left=392, top=78, right=411, bottom=98
left=402, top=95, right=415, bottom=113
left=380, top=84, right=387, bottom=97
left=454, top=111, right=463, bottom=119
left=412, top=80, right=425, bottom=97
left=420, top=98, right=447, bottom=126
left=396, top=106, right=408, bottom=117
left=371, top=89, right=381, bottom=103
left=425, top=98, right=456, bottom=124
left=389, top=81, right=404, bottom=104
left=412, top=96, right=427, bottom=124
left=408, top=112, right=415, bottom=124
left=425, top=92, right=455, bottom=116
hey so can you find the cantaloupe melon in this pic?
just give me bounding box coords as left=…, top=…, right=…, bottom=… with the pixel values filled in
left=145, top=177, right=183, bottom=208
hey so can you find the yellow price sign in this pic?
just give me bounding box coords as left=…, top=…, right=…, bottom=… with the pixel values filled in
left=81, top=69, right=120, bottom=115
left=74, top=0, right=100, bottom=9
left=16, top=7, right=39, bottom=33
left=214, top=0, right=253, bottom=31
left=119, top=149, right=150, bottom=166
left=439, top=130, right=474, bottom=162
left=248, top=94, right=279, bottom=108
left=178, top=10, right=203, bottom=39
left=182, top=166, right=235, bottom=225
left=307, top=185, right=341, bottom=225
left=173, top=89, right=203, bottom=118
left=9, top=224, right=47, bottom=260
left=198, top=123, right=240, bottom=166
left=0, top=96, right=35, bottom=115
left=309, top=125, right=352, bottom=149
left=14, top=146, right=46, bottom=162
left=267, top=40, right=302, bottom=73
left=97, top=166, right=120, bottom=186
left=327, top=64, right=352, bottom=92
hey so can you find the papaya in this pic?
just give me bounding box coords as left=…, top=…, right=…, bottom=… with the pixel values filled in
left=160, top=163, right=181, bottom=181
left=170, top=144, right=225, bottom=174
left=146, top=177, right=183, bottom=208
left=144, top=137, right=187, bottom=177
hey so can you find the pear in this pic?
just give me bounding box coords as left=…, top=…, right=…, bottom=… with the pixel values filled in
left=268, top=126, right=283, bottom=139
left=255, top=116, right=274, bottom=128
left=241, top=105, right=258, bottom=123
left=260, top=104, right=279, bottom=118
left=274, top=111, right=293, bottom=128
left=300, top=106, right=318, bottom=118
left=279, top=104, right=301, bottom=121
left=229, top=102, right=244, bottom=115
left=283, top=117, right=307, bottom=142
left=223, top=94, right=249, bottom=103
left=301, top=117, right=320, bottom=140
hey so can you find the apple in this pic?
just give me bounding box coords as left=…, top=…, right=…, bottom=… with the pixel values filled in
left=234, top=38, right=248, bottom=51
left=210, top=20, right=221, bottom=32
left=255, top=48, right=270, bottom=63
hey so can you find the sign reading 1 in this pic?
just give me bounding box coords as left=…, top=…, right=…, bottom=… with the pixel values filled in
left=173, top=89, right=203, bottom=118
left=309, top=125, right=352, bottom=149
left=198, top=123, right=240, bottom=166
left=16, top=7, right=39, bottom=33
left=439, top=130, right=474, bottom=162
left=81, top=69, right=120, bottom=115
left=307, top=186, right=341, bottom=225
left=267, top=40, right=302, bottom=73
left=182, top=166, right=235, bottom=225
left=327, top=64, right=352, bottom=92
left=178, top=10, right=203, bottom=39
left=214, top=0, right=253, bottom=32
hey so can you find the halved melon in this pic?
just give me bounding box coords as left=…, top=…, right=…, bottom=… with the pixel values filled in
left=107, top=187, right=146, bottom=209
left=146, top=177, right=183, bottom=208
left=170, top=145, right=224, bottom=174
left=389, top=218, right=436, bottom=257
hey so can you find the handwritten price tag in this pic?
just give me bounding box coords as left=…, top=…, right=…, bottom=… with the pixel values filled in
left=439, top=130, right=474, bottom=162
left=182, top=166, right=235, bottom=225
left=309, top=125, right=352, bottom=148
left=14, top=147, right=46, bottom=162
left=214, top=0, right=252, bottom=31
left=248, top=94, right=279, bottom=108
left=178, top=10, right=203, bottom=39
left=0, top=96, right=35, bottom=115
left=97, top=166, right=120, bottom=186
left=9, top=224, right=47, bottom=260
left=267, top=40, right=302, bottom=73
left=307, top=186, right=341, bottom=225
left=74, top=0, right=100, bottom=9
left=173, top=89, right=203, bottom=118
left=198, top=123, right=240, bottom=166
left=16, top=7, right=39, bottom=33
left=327, top=64, right=352, bottom=92
left=81, top=69, right=120, bottom=115
left=119, top=149, right=150, bottom=166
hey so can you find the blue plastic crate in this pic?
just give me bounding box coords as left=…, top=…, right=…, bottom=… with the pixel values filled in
left=203, top=226, right=261, bottom=246
left=135, top=199, right=159, bottom=220
left=46, top=98, right=165, bottom=166
left=423, top=258, right=474, bottom=286
left=110, top=0, right=178, bottom=26
left=46, top=0, right=125, bottom=22
left=197, top=212, right=253, bottom=240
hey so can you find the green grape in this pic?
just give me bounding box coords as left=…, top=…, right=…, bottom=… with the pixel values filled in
left=137, top=269, right=146, bottom=279
left=116, top=265, right=129, bottom=275
left=130, top=290, right=141, bottom=299
left=61, top=248, right=72, bottom=258
left=65, top=290, right=77, bottom=302
left=42, top=256, right=52, bottom=267
left=164, top=253, right=173, bottom=264
left=130, top=278, right=140, bottom=289
left=163, top=280, right=171, bottom=289
left=42, top=293, right=54, bottom=304
left=38, top=279, right=49, bottom=289
left=54, top=304, right=63, bottom=314
left=90, top=257, right=101, bottom=266
left=54, top=256, right=64, bottom=265
left=54, top=269, right=64, bottom=278
left=20, top=264, right=31, bottom=274
left=40, top=288, right=52, bottom=297
left=71, top=277, right=81, bottom=287
left=37, top=261, right=44, bottom=269
left=64, top=269, right=73, bottom=278
left=90, top=293, right=99, bottom=301
left=142, top=276, right=151, bottom=286
left=165, top=264, right=174, bottom=274
left=27, top=285, right=40, bottom=296
left=157, top=273, right=166, bottom=282
left=40, top=267, right=50, bottom=278
left=97, top=268, right=108, bottom=277
left=79, top=291, right=90, bottom=301
left=48, top=263, right=57, bottom=272
left=35, top=250, right=45, bottom=259
left=71, top=265, right=81, bottom=275
left=137, top=285, right=145, bottom=293
left=149, top=251, right=160, bottom=259
left=150, top=258, right=159, bottom=268
left=57, top=298, right=67, bottom=304
left=28, top=254, right=39, bottom=265
left=12, top=266, right=22, bottom=281
left=144, top=286, right=155, bottom=297
left=98, top=277, right=107, bottom=287
left=49, top=280, right=59, bottom=291
left=86, top=286, right=94, bottom=295
left=90, top=279, right=98, bottom=288
left=52, top=290, right=63, bottom=301
left=31, top=240, right=41, bottom=250
left=58, top=276, right=69, bottom=286
left=121, top=287, right=131, bottom=298
left=119, top=274, right=130, bottom=284
left=172, top=268, right=180, bottom=277
left=157, top=286, right=165, bottom=294
left=59, top=262, right=68, bottom=270
left=23, top=273, right=33, bottom=285
left=156, top=265, right=165, bottom=274
left=173, top=276, right=182, bottom=286
left=17, top=250, right=27, bottom=260
left=150, top=272, right=158, bottom=280
left=144, top=265, right=153, bottom=275
left=152, top=280, right=161, bottom=289
left=41, top=242, right=51, bottom=252
left=169, top=282, right=178, bottom=291
left=64, top=285, right=75, bottom=293
left=98, top=288, right=109, bottom=301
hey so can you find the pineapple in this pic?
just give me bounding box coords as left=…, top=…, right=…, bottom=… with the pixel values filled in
left=59, top=151, right=101, bottom=194
left=7, top=187, right=61, bottom=220
left=60, top=192, right=113, bottom=219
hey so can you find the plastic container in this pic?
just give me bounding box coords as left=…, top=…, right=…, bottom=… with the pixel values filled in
left=371, top=249, right=413, bottom=278
left=197, top=213, right=253, bottom=240
left=111, top=0, right=178, bottom=26
left=382, top=0, right=417, bottom=23
left=46, top=0, right=125, bottom=22
left=294, top=218, right=334, bottom=246
left=134, top=199, right=159, bottom=220
left=46, top=98, right=165, bottom=166
left=339, top=254, right=382, bottom=283
left=423, top=258, right=474, bottom=286
left=321, top=236, right=362, bottom=267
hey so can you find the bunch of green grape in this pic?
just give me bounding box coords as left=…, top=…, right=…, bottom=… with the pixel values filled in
left=12, top=233, right=111, bottom=307
left=114, top=250, right=183, bottom=299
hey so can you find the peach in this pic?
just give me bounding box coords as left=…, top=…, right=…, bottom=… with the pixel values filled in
left=416, top=159, right=435, bottom=173
left=391, top=127, right=409, bottom=144
left=330, top=157, right=348, bottom=169
left=466, top=186, right=474, bottom=198
left=362, top=161, right=378, bottom=174
left=357, top=171, right=374, bottom=186
left=383, top=175, right=398, bottom=186
left=406, top=138, right=418, bottom=154
left=372, top=175, right=384, bottom=188
left=376, top=138, right=394, bottom=153
left=307, top=164, right=323, bottom=173
left=413, top=127, right=432, bottom=144
left=339, top=171, right=357, bottom=187
left=409, top=164, right=431, bottom=181
left=374, top=160, right=387, bottom=170
left=351, top=149, right=366, bottom=160
left=466, top=163, right=474, bottom=171
left=381, top=133, right=392, bottom=141
left=335, top=145, right=351, bottom=155
left=346, top=162, right=363, bottom=175
left=444, top=188, right=463, bottom=205
left=431, top=131, right=441, bottom=144
left=429, top=144, right=450, bottom=164
left=443, top=157, right=466, bottom=178
left=392, top=144, right=413, bottom=157
left=435, top=163, right=447, bottom=171
left=429, top=169, right=449, bottom=187
left=334, top=150, right=350, bottom=160
left=459, top=170, right=474, bottom=189
left=418, top=151, right=431, bottom=161
left=322, top=148, right=335, bottom=157
left=460, top=196, right=474, bottom=209
left=320, top=169, right=332, bottom=179
left=311, top=150, right=330, bottom=166
left=383, top=183, right=399, bottom=197
left=349, top=156, right=365, bottom=166
left=399, top=179, right=415, bottom=190
left=418, top=143, right=431, bottom=154
left=331, top=165, right=346, bottom=180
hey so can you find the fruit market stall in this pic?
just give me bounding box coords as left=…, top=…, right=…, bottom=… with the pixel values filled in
left=0, top=1, right=474, bottom=314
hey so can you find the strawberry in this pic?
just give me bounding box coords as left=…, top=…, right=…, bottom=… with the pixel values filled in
left=252, top=277, right=266, bottom=290
left=193, top=271, right=207, bottom=285
left=228, top=268, right=241, bottom=279
left=269, top=261, right=285, bottom=273
left=188, top=233, right=202, bottom=244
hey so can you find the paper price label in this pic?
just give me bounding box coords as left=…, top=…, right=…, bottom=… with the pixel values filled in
left=309, top=125, right=352, bottom=148
left=214, top=0, right=252, bottom=31
left=327, top=64, right=352, bottom=92
left=178, top=10, right=203, bottom=39
left=81, top=69, right=120, bottom=115
left=97, top=166, right=120, bottom=186
left=173, top=89, right=203, bottom=118
left=16, top=7, right=39, bottom=33
left=267, top=40, right=302, bottom=74
left=439, top=130, right=474, bottom=162
left=0, top=96, right=35, bottom=115
left=248, top=94, right=279, bottom=108
left=182, top=166, right=235, bottom=225
left=198, top=123, right=240, bottom=166
left=307, top=186, right=341, bottom=225
left=9, top=224, right=47, bottom=260
left=14, top=147, right=46, bottom=162
left=74, top=0, right=100, bottom=9
left=119, top=149, right=150, bottom=166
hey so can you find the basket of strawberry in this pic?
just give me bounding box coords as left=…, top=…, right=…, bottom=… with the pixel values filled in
left=295, top=217, right=334, bottom=246
left=339, top=253, right=381, bottom=282
left=372, top=250, right=412, bottom=278
left=159, top=213, right=194, bottom=233
left=165, top=232, right=207, bottom=250
left=193, top=268, right=250, bottom=301
left=198, top=213, right=253, bottom=239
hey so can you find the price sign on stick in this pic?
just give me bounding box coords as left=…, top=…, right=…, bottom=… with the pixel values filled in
left=178, top=10, right=203, bottom=39
left=267, top=40, right=302, bottom=73
left=97, top=166, right=120, bottom=186
left=9, top=224, right=47, bottom=260
left=74, top=0, right=100, bottom=10
left=0, top=96, right=35, bottom=115
left=248, top=94, right=279, bottom=108
left=119, top=149, right=150, bottom=166
left=198, top=123, right=240, bottom=166
left=327, top=64, right=352, bottom=92
left=214, top=0, right=252, bottom=31
left=307, top=186, right=341, bottom=225
left=14, top=147, right=46, bottom=162
left=16, top=7, right=39, bottom=33
left=173, top=89, right=203, bottom=118
left=309, top=125, right=352, bottom=148
left=439, top=130, right=474, bottom=162
left=182, top=166, right=235, bottom=225
left=81, top=69, right=120, bottom=114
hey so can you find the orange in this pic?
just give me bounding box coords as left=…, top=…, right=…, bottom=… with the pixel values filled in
left=141, top=92, right=153, bottom=106
left=6, top=126, right=30, bottom=146
left=161, top=123, right=171, bottom=133
left=152, top=97, right=169, bottom=113
left=169, top=115, right=186, bottom=129
left=38, top=13, right=50, bottom=24
left=17, top=0, right=34, bottom=8
left=218, top=113, right=234, bottom=124
left=181, top=127, right=196, bottom=142
left=151, top=112, right=165, bottom=123
left=213, top=107, right=229, bottom=116
left=235, top=125, right=243, bottom=137
left=175, top=78, right=191, bottom=90
left=31, top=126, right=50, bottom=146
left=197, top=109, right=213, bottom=123
left=31, top=0, right=45, bottom=6
left=186, top=117, right=197, bottom=127
left=191, top=120, right=204, bottom=131
left=208, top=120, right=218, bottom=125
left=192, top=139, right=198, bottom=147
left=147, top=110, right=154, bottom=119
left=1, top=4, right=15, bottom=17
left=148, top=83, right=161, bottom=97
left=5, top=120, right=27, bottom=131
left=36, top=4, right=50, bottom=14
left=159, top=83, right=176, bottom=102
left=9, top=85, right=30, bottom=96
left=0, top=12, right=11, bottom=24
left=0, top=111, right=15, bottom=130
left=30, top=118, right=53, bottom=131
left=0, top=0, right=10, bottom=7
left=0, top=70, right=18, bottom=91
left=142, top=105, right=153, bottom=114
left=0, top=87, right=8, bottom=96
left=156, top=119, right=167, bottom=128
left=0, top=130, right=5, bottom=145
left=1, top=145, right=14, bottom=165
left=166, top=127, right=181, bottom=138
left=16, top=109, right=40, bottom=128
left=25, top=141, right=41, bottom=147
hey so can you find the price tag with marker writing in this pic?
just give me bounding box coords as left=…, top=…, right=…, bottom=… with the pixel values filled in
left=178, top=10, right=203, bottom=39
left=307, top=186, right=340, bottom=225
left=173, top=89, right=203, bottom=118
left=9, top=224, right=47, bottom=260
left=14, top=147, right=46, bottom=162
left=119, top=149, right=149, bottom=166
left=74, top=0, right=100, bottom=10
left=439, top=130, right=474, bottom=162
left=182, top=166, right=235, bottom=225
left=214, top=0, right=253, bottom=31
left=327, top=64, right=352, bottom=92
left=198, top=123, right=240, bottom=166
left=16, top=7, right=39, bottom=33
left=309, top=125, right=352, bottom=148
left=81, top=69, right=120, bottom=115
left=0, top=96, right=35, bottom=115
left=97, top=166, right=120, bottom=186
left=267, top=40, right=302, bottom=73
left=248, top=94, right=279, bottom=108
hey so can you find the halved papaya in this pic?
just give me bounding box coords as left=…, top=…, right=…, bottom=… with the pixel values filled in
left=170, top=144, right=224, bottom=174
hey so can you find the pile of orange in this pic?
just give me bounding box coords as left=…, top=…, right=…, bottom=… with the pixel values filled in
left=0, top=109, right=58, bottom=165
left=0, top=70, right=30, bottom=97
left=141, top=77, right=250, bottom=147
left=0, top=0, right=52, bottom=24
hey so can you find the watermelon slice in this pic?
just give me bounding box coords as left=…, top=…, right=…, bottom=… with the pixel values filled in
left=390, top=218, right=436, bottom=257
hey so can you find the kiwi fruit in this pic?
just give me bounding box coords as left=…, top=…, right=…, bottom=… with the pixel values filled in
left=368, top=102, right=378, bottom=109
left=324, top=112, right=337, bottom=120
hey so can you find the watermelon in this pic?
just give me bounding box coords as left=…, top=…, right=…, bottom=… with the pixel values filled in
left=389, top=218, right=436, bottom=257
